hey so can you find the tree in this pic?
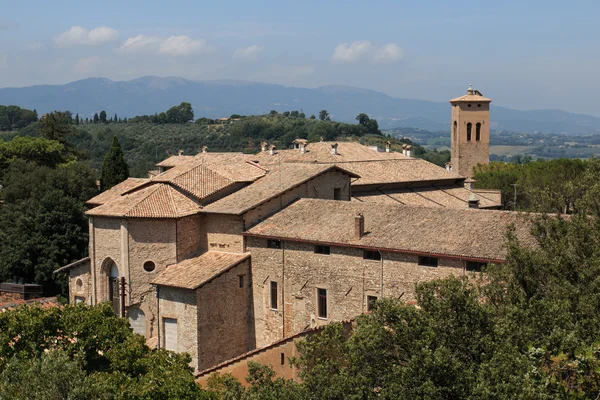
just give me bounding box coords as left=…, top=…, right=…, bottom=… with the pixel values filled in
left=99, top=110, right=107, bottom=123
left=114, top=113, right=118, bottom=122
left=75, top=113, right=79, bottom=125
left=0, top=303, right=206, bottom=399
left=93, top=113, right=99, bottom=124
left=100, top=135, right=129, bottom=191
left=166, top=102, right=194, bottom=124
left=39, top=111, right=72, bottom=144
left=310, top=114, right=316, bottom=120
left=319, top=110, right=330, bottom=121
left=0, top=160, right=97, bottom=294
left=0, top=137, right=66, bottom=176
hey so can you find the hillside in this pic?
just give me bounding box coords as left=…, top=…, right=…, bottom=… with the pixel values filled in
left=2, top=77, right=600, bottom=134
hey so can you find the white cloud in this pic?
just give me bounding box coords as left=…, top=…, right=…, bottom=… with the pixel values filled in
left=73, top=56, right=102, bottom=74
left=233, top=45, right=263, bottom=60
left=375, top=43, right=404, bottom=61
left=26, top=42, right=45, bottom=50
left=55, top=26, right=119, bottom=47
left=159, top=35, right=210, bottom=56
left=120, top=35, right=161, bottom=53
left=332, top=40, right=372, bottom=63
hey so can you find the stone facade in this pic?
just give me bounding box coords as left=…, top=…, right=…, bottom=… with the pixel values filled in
left=68, top=263, right=91, bottom=305
left=247, top=236, right=470, bottom=347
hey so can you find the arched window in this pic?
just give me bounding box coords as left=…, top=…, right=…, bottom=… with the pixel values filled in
left=476, top=123, right=482, bottom=141
left=453, top=121, right=457, bottom=142
left=143, top=261, right=156, bottom=272
left=466, top=123, right=472, bottom=141
left=75, top=278, right=83, bottom=292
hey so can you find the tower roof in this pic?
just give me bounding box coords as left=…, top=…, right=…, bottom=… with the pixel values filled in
left=449, top=84, right=492, bottom=103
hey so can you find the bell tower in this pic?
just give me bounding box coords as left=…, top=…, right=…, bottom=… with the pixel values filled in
left=449, top=85, right=491, bottom=178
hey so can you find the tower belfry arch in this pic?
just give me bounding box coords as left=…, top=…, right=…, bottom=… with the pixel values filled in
left=449, top=85, right=492, bottom=178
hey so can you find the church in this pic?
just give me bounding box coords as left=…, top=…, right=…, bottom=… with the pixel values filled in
left=56, top=86, right=534, bottom=378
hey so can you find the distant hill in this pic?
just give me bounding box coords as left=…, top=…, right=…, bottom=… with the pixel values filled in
left=1, top=76, right=600, bottom=134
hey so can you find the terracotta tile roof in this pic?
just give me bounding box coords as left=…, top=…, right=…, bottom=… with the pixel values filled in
left=250, top=141, right=408, bottom=165
left=353, top=185, right=502, bottom=209
left=202, top=164, right=358, bottom=215
left=450, top=88, right=492, bottom=103
left=0, top=297, right=59, bottom=311
left=86, top=178, right=150, bottom=206
left=155, top=155, right=195, bottom=167
left=151, top=154, right=266, bottom=201
left=53, top=257, right=90, bottom=275
left=338, top=159, right=461, bottom=186
left=245, top=198, right=535, bottom=261
left=152, top=251, right=250, bottom=289
left=86, top=183, right=201, bottom=218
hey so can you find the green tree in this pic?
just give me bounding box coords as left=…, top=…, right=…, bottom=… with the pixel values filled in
left=166, top=102, right=194, bottom=123
left=310, top=114, right=316, bottom=120
left=39, top=111, right=72, bottom=144
left=100, top=135, right=129, bottom=191
left=319, top=110, right=330, bottom=121
left=75, top=113, right=79, bottom=125
left=93, top=113, right=99, bottom=124
left=99, top=110, right=107, bottom=123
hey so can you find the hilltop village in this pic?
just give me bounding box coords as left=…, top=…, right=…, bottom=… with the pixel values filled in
left=55, top=87, right=533, bottom=379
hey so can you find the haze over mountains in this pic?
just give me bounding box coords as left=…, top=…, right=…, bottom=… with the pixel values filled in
left=1, top=76, right=599, bottom=134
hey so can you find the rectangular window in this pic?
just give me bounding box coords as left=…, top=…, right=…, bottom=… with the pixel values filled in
left=466, top=261, right=487, bottom=272
left=280, top=352, right=285, bottom=366
left=270, top=281, right=278, bottom=310
left=367, top=295, right=378, bottom=312
left=239, top=275, right=245, bottom=288
left=333, top=188, right=342, bottom=200
left=418, top=256, right=438, bottom=268
left=163, top=318, right=178, bottom=352
left=363, top=250, right=381, bottom=261
left=317, top=288, right=327, bottom=319
left=74, top=296, right=85, bottom=304
left=267, top=239, right=282, bottom=249
left=314, top=245, right=331, bottom=255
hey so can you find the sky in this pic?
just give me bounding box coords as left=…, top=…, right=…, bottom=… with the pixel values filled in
left=1, top=0, right=599, bottom=115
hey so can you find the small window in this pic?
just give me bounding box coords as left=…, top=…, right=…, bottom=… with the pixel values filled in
left=467, top=103, right=472, bottom=107
left=75, top=278, right=83, bottom=292
left=270, top=281, right=278, bottom=310
left=466, top=123, right=472, bottom=141
left=476, top=123, right=481, bottom=141
left=143, top=261, right=156, bottom=272
left=363, top=250, right=381, bottom=261
left=367, top=295, right=378, bottom=312
left=280, top=352, right=285, bottom=365
left=267, top=239, right=282, bottom=249
left=418, top=256, right=438, bottom=268
left=74, top=296, right=85, bottom=304
left=314, top=245, right=331, bottom=255
left=317, top=288, right=327, bottom=319
left=239, top=275, right=245, bottom=288
left=333, top=188, right=342, bottom=200
left=466, top=261, right=487, bottom=272
left=478, top=103, right=482, bottom=107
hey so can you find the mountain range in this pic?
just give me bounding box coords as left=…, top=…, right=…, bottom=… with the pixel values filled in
left=1, top=76, right=599, bottom=134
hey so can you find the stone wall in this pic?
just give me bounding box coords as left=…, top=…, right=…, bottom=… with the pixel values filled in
left=68, top=263, right=91, bottom=305
left=176, top=214, right=206, bottom=262
left=92, top=217, right=123, bottom=303
left=451, top=102, right=490, bottom=178
left=205, top=214, right=245, bottom=253
left=157, top=286, right=199, bottom=369
left=196, top=259, right=254, bottom=371
left=248, top=236, right=467, bottom=348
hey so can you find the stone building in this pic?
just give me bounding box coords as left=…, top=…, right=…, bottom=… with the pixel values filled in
left=450, top=84, right=492, bottom=177
left=56, top=87, right=522, bottom=375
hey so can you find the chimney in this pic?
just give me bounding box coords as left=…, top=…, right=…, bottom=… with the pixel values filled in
left=402, top=144, right=407, bottom=156
left=385, top=141, right=391, bottom=153
left=300, top=143, right=306, bottom=154
left=320, top=136, right=324, bottom=142
left=331, top=143, right=338, bottom=155
left=464, top=178, right=475, bottom=191
left=178, top=149, right=184, bottom=156
left=355, top=213, right=365, bottom=239
left=445, top=162, right=452, bottom=172
left=261, top=142, right=268, bottom=152
left=269, top=144, right=276, bottom=156
left=405, top=145, right=412, bottom=158
left=201, top=146, right=208, bottom=153
left=468, top=193, right=480, bottom=209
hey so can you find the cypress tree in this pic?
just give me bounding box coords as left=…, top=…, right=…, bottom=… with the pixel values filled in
left=75, top=113, right=79, bottom=125
left=100, top=136, right=129, bottom=191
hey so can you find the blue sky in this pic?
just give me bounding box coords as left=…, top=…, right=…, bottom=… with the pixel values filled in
left=1, top=0, right=599, bottom=115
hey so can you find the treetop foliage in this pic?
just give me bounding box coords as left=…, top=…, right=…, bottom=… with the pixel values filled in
left=0, top=105, right=38, bottom=131
left=100, top=135, right=129, bottom=191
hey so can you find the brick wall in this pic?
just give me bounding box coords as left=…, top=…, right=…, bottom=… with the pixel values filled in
left=248, top=236, right=467, bottom=348
left=177, top=214, right=206, bottom=262
left=451, top=102, right=490, bottom=178
left=205, top=214, right=245, bottom=253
